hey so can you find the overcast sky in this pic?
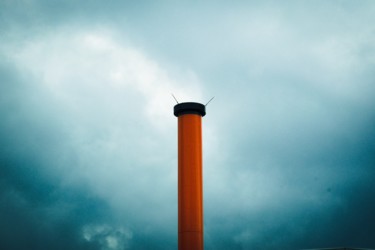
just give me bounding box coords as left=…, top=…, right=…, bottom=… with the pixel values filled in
left=1, top=1, right=375, bottom=249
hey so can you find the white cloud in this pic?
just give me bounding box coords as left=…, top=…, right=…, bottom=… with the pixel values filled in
left=4, top=28, right=203, bottom=131
left=82, top=224, right=132, bottom=250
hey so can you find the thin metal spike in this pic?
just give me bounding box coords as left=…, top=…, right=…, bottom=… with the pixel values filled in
left=171, top=93, right=179, bottom=104
left=205, top=96, right=215, bottom=106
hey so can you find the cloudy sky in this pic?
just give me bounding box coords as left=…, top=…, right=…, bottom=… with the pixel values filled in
left=1, top=1, right=375, bottom=249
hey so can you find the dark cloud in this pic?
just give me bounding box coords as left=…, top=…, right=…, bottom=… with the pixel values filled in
left=0, top=49, right=177, bottom=249
left=1, top=1, right=375, bottom=249
left=0, top=62, right=110, bottom=250
left=202, top=79, right=375, bottom=249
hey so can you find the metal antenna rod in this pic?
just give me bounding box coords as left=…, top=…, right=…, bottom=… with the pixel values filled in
left=205, top=96, right=215, bottom=106
left=171, top=93, right=179, bottom=104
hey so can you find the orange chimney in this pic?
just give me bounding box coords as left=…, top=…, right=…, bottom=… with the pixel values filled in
left=174, top=102, right=206, bottom=250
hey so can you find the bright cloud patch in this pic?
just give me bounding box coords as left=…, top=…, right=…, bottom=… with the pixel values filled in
left=5, top=29, right=203, bottom=130
left=83, top=224, right=132, bottom=250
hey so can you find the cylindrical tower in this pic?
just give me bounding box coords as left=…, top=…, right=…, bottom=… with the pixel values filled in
left=174, top=102, right=206, bottom=250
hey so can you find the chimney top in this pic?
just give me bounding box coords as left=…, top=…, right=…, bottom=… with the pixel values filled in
left=174, top=102, right=206, bottom=117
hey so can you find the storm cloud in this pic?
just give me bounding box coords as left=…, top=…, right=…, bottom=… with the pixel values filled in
left=1, top=1, right=375, bottom=249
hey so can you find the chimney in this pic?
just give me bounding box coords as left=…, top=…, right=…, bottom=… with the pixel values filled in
left=174, top=102, right=206, bottom=250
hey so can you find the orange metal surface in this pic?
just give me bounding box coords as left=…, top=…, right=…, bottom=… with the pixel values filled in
left=178, top=114, right=203, bottom=250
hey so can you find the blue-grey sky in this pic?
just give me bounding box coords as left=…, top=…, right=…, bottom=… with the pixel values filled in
left=1, top=1, right=375, bottom=249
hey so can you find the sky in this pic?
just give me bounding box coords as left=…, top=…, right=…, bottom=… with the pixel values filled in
left=1, top=1, right=375, bottom=249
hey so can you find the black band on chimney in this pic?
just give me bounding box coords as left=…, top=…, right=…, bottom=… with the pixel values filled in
left=174, top=102, right=206, bottom=117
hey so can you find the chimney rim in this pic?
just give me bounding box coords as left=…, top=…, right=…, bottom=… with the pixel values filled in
left=174, top=102, right=206, bottom=117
